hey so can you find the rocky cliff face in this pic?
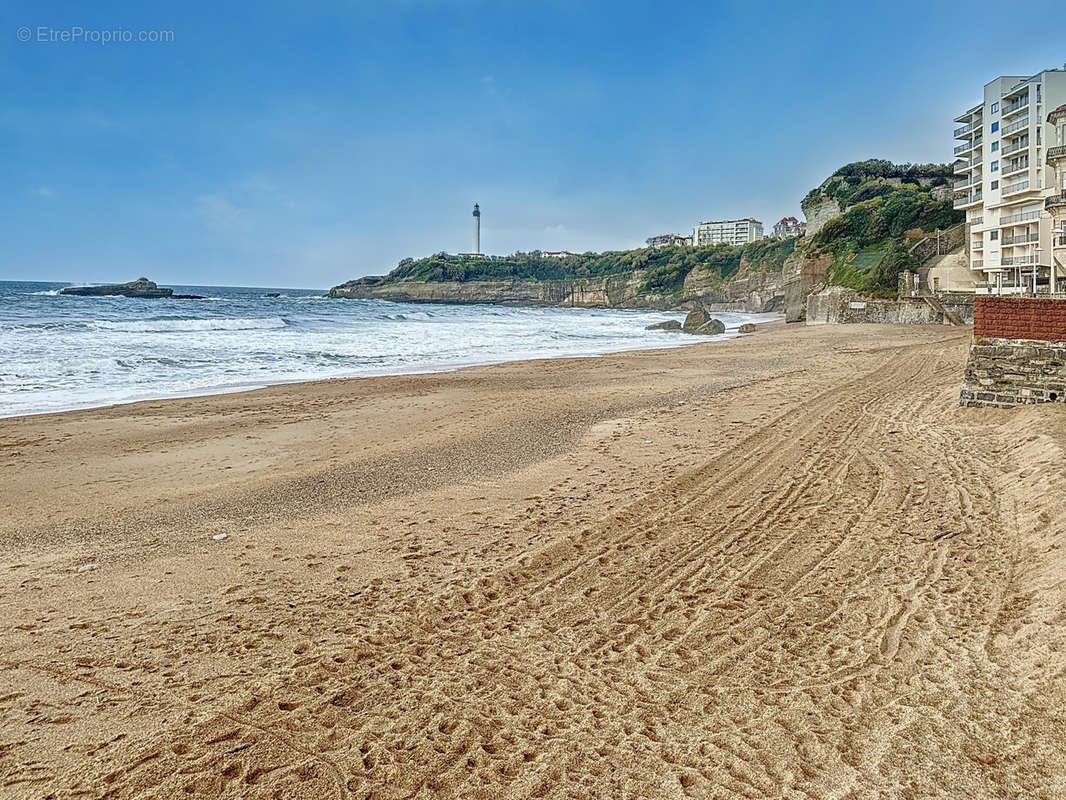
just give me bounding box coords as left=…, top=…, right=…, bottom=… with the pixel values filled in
left=782, top=249, right=833, bottom=323
left=329, top=271, right=680, bottom=310
left=330, top=266, right=786, bottom=313
left=800, top=194, right=842, bottom=239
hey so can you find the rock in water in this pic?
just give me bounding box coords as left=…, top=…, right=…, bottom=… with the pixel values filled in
left=739, top=323, right=757, bottom=333
left=682, top=306, right=712, bottom=332
left=694, top=319, right=726, bottom=335
left=60, top=278, right=173, bottom=298
left=645, top=320, right=682, bottom=331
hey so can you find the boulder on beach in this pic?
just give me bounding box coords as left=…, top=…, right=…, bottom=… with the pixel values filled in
left=645, top=320, right=682, bottom=331
left=682, top=307, right=711, bottom=332
left=739, top=323, right=757, bottom=333
left=60, top=278, right=173, bottom=299
left=694, top=319, right=726, bottom=335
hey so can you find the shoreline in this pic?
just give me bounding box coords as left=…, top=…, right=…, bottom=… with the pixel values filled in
left=0, top=313, right=781, bottom=421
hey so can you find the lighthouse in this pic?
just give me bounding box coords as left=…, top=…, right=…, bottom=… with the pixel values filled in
left=472, top=203, right=481, bottom=255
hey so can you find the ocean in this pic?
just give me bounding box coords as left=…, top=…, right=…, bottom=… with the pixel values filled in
left=0, top=280, right=775, bottom=418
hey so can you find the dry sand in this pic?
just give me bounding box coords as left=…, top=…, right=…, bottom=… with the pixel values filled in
left=2, top=322, right=1065, bottom=798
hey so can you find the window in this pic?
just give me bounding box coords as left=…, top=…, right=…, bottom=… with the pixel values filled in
left=991, top=122, right=999, bottom=132
left=991, top=102, right=999, bottom=113
left=990, top=230, right=998, bottom=240
left=991, top=160, right=999, bottom=172
left=991, top=141, right=999, bottom=152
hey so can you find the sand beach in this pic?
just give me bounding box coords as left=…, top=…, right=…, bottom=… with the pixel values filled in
left=2, top=321, right=1065, bottom=798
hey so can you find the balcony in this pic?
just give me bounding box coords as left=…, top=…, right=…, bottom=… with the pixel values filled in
left=1001, top=138, right=1029, bottom=157
left=1002, top=233, right=1040, bottom=246
left=1002, top=158, right=1030, bottom=178
left=1001, top=116, right=1030, bottom=137
left=1047, top=193, right=1066, bottom=211
left=1056, top=235, right=1066, bottom=247
left=969, top=215, right=984, bottom=226
left=1002, top=180, right=1030, bottom=196
left=1002, top=255, right=1038, bottom=266
left=953, top=137, right=982, bottom=155
left=972, top=240, right=984, bottom=249
left=1001, top=209, right=1041, bottom=225
left=1048, top=145, right=1066, bottom=164
left=954, top=121, right=979, bottom=138
left=972, top=259, right=984, bottom=268
left=1002, top=95, right=1029, bottom=117
left=954, top=189, right=983, bottom=208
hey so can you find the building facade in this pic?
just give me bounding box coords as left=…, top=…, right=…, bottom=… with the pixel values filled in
left=772, top=216, right=806, bottom=239
left=953, top=67, right=1066, bottom=294
left=1048, top=103, right=1066, bottom=276
left=645, top=234, right=692, bottom=248
left=692, top=218, right=763, bottom=247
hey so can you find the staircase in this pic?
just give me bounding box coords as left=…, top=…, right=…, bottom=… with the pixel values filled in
left=922, top=294, right=965, bottom=326
left=909, top=223, right=967, bottom=294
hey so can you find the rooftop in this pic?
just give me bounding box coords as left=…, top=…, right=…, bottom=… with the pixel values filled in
left=697, top=218, right=762, bottom=226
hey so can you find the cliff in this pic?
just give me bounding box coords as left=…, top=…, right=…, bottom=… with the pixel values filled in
left=330, top=238, right=798, bottom=313
left=329, top=271, right=680, bottom=309
left=784, top=160, right=962, bottom=321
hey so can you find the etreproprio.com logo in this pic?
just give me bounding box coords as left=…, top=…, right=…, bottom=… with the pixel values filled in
left=16, top=25, right=175, bottom=44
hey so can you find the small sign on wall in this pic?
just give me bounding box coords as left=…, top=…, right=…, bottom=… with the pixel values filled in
left=849, top=301, right=867, bottom=310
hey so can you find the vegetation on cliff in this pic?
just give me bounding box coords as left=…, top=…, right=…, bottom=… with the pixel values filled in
left=346, top=237, right=798, bottom=297
left=800, top=160, right=962, bottom=296
left=803, top=159, right=953, bottom=207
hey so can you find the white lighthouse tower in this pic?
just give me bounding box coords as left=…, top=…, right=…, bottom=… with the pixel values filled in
left=472, top=203, right=481, bottom=255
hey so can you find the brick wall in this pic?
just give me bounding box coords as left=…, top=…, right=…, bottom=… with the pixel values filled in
left=973, top=296, right=1066, bottom=343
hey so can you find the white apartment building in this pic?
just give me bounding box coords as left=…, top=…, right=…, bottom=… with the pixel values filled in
left=953, top=66, right=1066, bottom=294
left=692, top=218, right=763, bottom=247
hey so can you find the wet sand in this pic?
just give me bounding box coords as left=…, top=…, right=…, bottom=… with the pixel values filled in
left=2, top=321, right=1065, bottom=798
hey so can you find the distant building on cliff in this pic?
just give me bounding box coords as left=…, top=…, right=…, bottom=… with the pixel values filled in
left=645, top=234, right=692, bottom=248
left=772, top=216, right=806, bottom=239
left=692, top=218, right=763, bottom=247
left=953, top=65, right=1066, bottom=294
left=543, top=250, right=578, bottom=258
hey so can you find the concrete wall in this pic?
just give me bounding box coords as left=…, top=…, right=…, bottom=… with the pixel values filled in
left=805, top=287, right=973, bottom=325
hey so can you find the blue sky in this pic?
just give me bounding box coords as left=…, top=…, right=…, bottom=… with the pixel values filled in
left=2, top=0, right=1064, bottom=289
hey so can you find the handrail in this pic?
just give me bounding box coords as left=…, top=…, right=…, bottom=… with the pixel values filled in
left=1001, top=210, right=1041, bottom=224
left=1001, top=116, right=1030, bottom=136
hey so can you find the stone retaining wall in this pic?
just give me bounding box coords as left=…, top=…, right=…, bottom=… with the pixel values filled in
left=959, top=337, right=1066, bottom=407
left=960, top=297, right=1066, bottom=407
